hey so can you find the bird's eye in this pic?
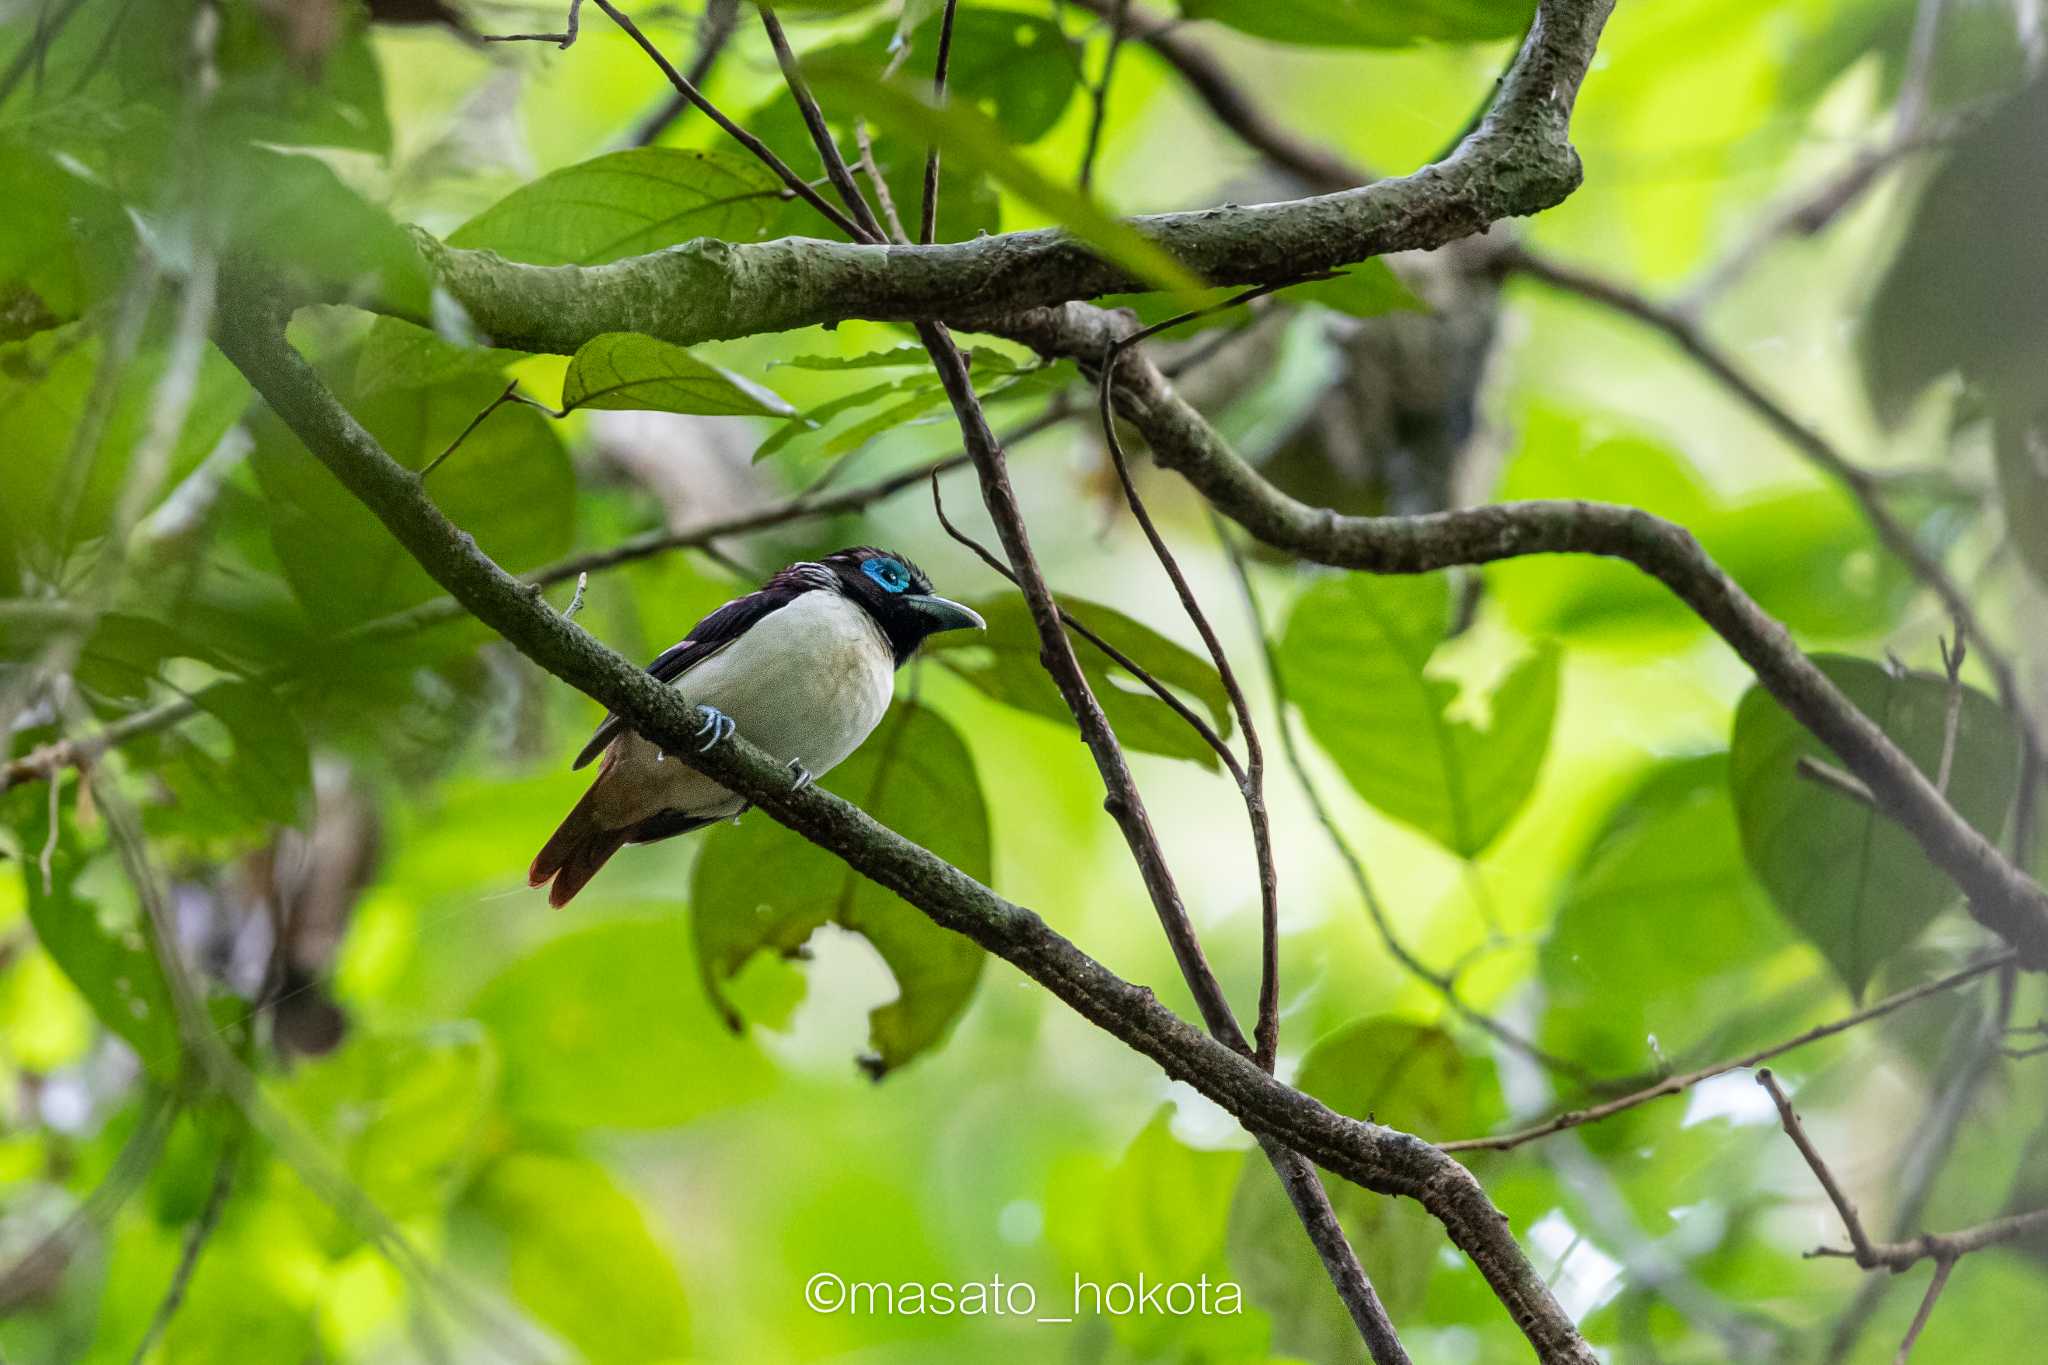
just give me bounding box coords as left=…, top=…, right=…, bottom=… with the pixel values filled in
left=862, top=557, right=911, bottom=593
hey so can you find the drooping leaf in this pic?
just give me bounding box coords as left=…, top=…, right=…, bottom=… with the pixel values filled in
left=561, top=332, right=796, bottom=418
left=471, top=915, right=777, bottom=1129
left=447, top=148, right=789, bottom=266
left=1282, top=572, right=1558, bottom=855
left=470, top=1151, right=691, bottom=1364
left=1180, top=0, right=1534, bottom=48
left=1728, top=654, right=2021, bottom=997
left=1229, top=1019, right=1499, bottom=1359
left=925, top=593, right=1234, bottom=770
left=689, top=700, right=988, bottom=1075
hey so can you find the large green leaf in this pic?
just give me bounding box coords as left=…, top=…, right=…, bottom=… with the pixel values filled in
left=1729, top=655, right=2021, bottom=997
left=1540, top=755, right=1796, bottom=1077
left=924, top=593, right=1234, bottom=771
left=1995, top=401, right=2048, bottom=592
left=689, top=700, right=988, bottom=1076
left=1181, top=0, right=1534, bottom=47
left=250, top=361, right=573, bottom=628
left=471, top=915, right=778, bottom=1129
left=561, top=332, right=796, bottom=418
left=0, top=139, right=132, bottom=341
left=471, top=1151, right=691, bottom=1365
left=1229, top=1019, right=1499, bottom=1360
left=1282, top=572, right=1558, bottom=855
left=216, top=146, right=430, bottom=315
left=447, top=148, right=789, bottom=266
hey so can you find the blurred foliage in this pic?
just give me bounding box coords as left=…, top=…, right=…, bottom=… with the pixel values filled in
left=0, top=0, right=2044, bottom=1363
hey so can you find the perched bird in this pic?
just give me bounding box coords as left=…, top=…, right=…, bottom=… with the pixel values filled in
left=529, top=547, right=984, bottom=906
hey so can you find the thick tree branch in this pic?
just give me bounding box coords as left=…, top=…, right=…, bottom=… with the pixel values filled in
left=411, top=0, right=1611, bottom=353
left=213, top=295, right=1594, bottom=1363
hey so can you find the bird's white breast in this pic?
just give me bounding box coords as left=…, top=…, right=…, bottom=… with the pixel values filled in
left=593, top=590, right=896, bottom=826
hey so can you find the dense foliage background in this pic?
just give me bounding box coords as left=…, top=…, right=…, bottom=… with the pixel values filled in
left=2, top=0, right=2045, bottom=1362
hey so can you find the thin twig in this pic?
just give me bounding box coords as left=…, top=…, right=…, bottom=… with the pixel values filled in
left=1892, top=1257, right=1955, bottom=1364
left=589, top=0, right=868, bottom=240
left=420, top=380, right=521, bottom=481
left=480, top=0, right=582, bottom=47
left=1796, top=755, right=1878, bottom=808
left=1096, top=316, right=1282, bottom=1067
left=757, top=3, right=886, bottom=242
left=853, top=119, right=911, bottom=244
left=1756, top=1068, right=1878, bottom=1259
left=127, top=1134, right=238, bottom=1365
left=1936, top=631, right=1966, bottom=795
left=1077, top=0, right=1131, bottom=191
left=561, top=571, right=589, bottom=619
left=629, top=0, right=739, bottom=146
left=920, top=0, right=961, bottom=244
left=1439, top=956, right=2013, bottom=1152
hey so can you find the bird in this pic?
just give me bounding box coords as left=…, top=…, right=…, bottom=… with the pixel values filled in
left=528, top=546, right=985, bottom=907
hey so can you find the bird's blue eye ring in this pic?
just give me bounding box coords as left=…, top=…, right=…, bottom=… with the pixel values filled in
left=862, top=557, right=911, bottom=593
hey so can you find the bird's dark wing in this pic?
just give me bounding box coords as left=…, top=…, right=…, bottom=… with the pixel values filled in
left=570, top=588, right=797, bottom=770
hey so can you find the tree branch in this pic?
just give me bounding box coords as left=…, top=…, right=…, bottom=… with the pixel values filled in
left=212, top=292, right=1594, bottom=1364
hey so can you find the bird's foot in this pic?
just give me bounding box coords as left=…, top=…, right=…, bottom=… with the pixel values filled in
left=786, top=758, right=815, bottom=792
left=694, top=706, right=737, bottom=753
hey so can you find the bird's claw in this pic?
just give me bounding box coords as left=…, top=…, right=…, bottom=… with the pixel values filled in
left=694, top=706, right=736, bottom=753
left=786, top=758, right=814, bottom=792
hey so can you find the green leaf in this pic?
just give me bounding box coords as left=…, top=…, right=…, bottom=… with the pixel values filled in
left=210, top=5, right=392, bottom=154
left=471, top=915, right=778, bottom=1129
left=1180, top=0, right=1534, bottom=47
left=250, top=362, right=573, bottom=628
left=1229, top=1020, right=1497, bottom=1358
left=0, top=139, right=132, bottom=341
left=690, top=701, right=989, bottom=1075
left=189, top=678, right=312, bottom=828
left=0, top=325, right=250, bottom=556
left=561, top=332, right=796, bottom=418
left=471, top=1151, right=691, bottom=1365
left=447, top=148, right=789, bottom=266
left=216, top=146, right=430, bottom=315
left=805, top=62, right=1208, bottom=298
left=1729, top=654, right=2021, bottom=997
left=355, top=317, right=529, bottom=395
left=6, top=786, right=180, bottom=1077
left=1282, top=573, right=1558, bottom=855
left=775, top=345, right=1028, bottom=374
left=272, top=1026, right=498, bottom=1221
left=925, top=593, right=1234, bottom=770
left=1540, top=755, right=1795, bottom=1077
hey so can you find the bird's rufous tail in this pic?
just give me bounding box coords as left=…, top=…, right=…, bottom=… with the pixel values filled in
left=528, top=785, right=628, bottom=908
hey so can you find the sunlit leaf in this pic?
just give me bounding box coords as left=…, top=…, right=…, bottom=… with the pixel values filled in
left=561, top=332, right=796, bottom=418
left=1729, top=654, right=2020, bottom=997
left=690, top=700, right=988, bottom=1075
left=448, top=148, right=789, bottom=266
left=925, top=593, right=1234, bottom=770
left=1282, top=572, right=1558, bottom=855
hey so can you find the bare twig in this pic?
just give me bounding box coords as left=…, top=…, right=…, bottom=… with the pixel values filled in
left=1077, top=0, right=1131, bottom=191
left=853, top=119, right=911, bottom=244
left=1756, top=1068, right=1878, bottom=1260
left=127, top=1135, right=238, bottom=1365
left=1797, top=755, right=1878, bottom=808
left=629, top=0, right=739, bottom=146
left=480, top=0, right=582, bottom=47
left=561, top=571, right=588, bottom=619
left=588, top=0, right=867, bottom=240
left=920, top=0, right=961, bottom=244
left=1936, top=631, right=1966, bottom=795
left=1440, top=954, right=2013, bottom=1152
left=1892, top=1256, right=1955, bottom=1364
left=420, top=379, right=521, bottom=481
left=756, top=3, right=886, bottom=242
left=1811, top=1207, right=2048, bottom=1271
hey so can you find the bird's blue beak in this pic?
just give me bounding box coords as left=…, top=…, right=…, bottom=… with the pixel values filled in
left=904, top=594, right=985, bottom=634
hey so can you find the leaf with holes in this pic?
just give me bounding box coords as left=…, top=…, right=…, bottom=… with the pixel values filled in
left=689, top=701, right=988, bottom=1075
left=1729, top=654, right=2021, bottom=998
left=1282, top=572, right=1558, bottom=855
left=561, top=333, right=796, bottom=419
left=447, top=148, right=788, bottom=265
left=925, top=593, right=1234, bottom=770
